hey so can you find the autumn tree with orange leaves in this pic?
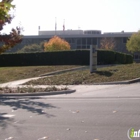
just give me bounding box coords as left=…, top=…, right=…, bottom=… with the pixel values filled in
left=0, top=0, right=22, bottom=54
left=44, top=36, right=70, bottom=51
left=100, top=37, right=116, bottom=50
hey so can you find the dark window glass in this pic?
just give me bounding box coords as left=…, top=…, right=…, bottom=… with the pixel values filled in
left=65, top=38, right=71, bottom=43
left=93, top=38, right=97, bottom=45
left=82, top=38, right=86, bottom=44
left=87, top=45, right=90, bottom=49
left=77, top=46, right=81, bottom=49
left=135, top=55, right=138, bottom=59
left=82, top=45, right=86, bottom=49
left=123, top=37, right=128, bottom=43
left=87, top=38, right=92, bottom=44
left=71, top=38, right=75, bottom=43
left=134, top=54, right=140, bottom=59
left=77, top=38, right=81, bottom=44
left=45, top=38, right=50, bottom=42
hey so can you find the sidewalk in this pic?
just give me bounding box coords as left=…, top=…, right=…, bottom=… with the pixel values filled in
left=67, top=83, right=140, bottom=98
left=0, top=77, right=40, bottom=87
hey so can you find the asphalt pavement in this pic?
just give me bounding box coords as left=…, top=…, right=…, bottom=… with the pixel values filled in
left=0, top=66, right=140, bottom=139
left=0, top=83, right=140, bottom=140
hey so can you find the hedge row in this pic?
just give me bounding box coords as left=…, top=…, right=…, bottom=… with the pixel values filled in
left=0, top=50, right=133, bottom=66
left=115, top=52, right=133, bottom=64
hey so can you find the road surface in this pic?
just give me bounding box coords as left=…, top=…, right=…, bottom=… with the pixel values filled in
left=0, top=83, right=140, bottom=140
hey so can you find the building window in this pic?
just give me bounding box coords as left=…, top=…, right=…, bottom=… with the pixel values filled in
left=71, top=38, right=75, bottom=43
left=87, top=38, right=92, bottom=44
left=87, top=45, right=90, bottom=49
left=82, top=38, right=86, bottom=44
left=81, top=46, right=86, bottom=49
left=134, top=54, right=140, bottom=60
left=92, top=38, right=97, bottom=45
left=134, top=55, right=139, bottom=59
left=123, top=37, right=128, bottom=44
left=77, top=46, right=81, bottom=49
left=65, top=38, right=71, bottom=43
left=77, top=38, right=81, bottom=44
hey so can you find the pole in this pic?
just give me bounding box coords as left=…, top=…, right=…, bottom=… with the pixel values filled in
left=90, top=45, right=93, bottom=73
left=55, top=17, right=57, bottom=35
left=90, top=45, right=97, bottom=73
left=63, top=19, right=65, bottom=31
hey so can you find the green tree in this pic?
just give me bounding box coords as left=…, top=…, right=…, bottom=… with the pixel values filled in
left=126, top=31, right=140, bottom=53
left=17, top=42, right=44, bottom=53
left=0, top=0, right=22, bottom=54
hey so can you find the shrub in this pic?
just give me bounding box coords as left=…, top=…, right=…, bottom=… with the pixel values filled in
left=115, top=52, right=133, bottom=64
left=125, top=54, right=133, bottom=64
left=17, top=42, right=44, bottom=53
left=97, top=49, right=116, bottom=64
left=115, top=52, right=126, bottom=64
left=0, top=50, right=133, bottom=67
left=44, top=36, right=71, bottom=51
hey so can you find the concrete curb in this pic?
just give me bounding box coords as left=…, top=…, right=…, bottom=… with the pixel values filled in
left=93, top=77, right=140, bottom=85
left=0, top=89, right=76, bottom=96
left=39, top=66, right=89, bottom=77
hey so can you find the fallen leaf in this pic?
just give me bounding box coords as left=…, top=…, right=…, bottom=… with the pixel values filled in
left=5, top=137, right=13, bottom=140
left=3, top=114, right=15, bottom=118
left=66, top=128, right=70, bottom=131
left=72, top=111, right=76, bottom=114
left=38, top=136, right=48, bottom=140
left=113, top=111, right=117, bottom=113
left=14, top=121, right=19, bottom=124
left=76, top=110, right=80, bottom=113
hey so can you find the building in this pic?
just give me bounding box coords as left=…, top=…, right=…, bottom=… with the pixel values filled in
left=8, top=29, right=140, bottom=61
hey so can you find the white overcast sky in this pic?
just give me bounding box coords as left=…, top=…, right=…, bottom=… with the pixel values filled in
left=2, top=0, right=140, bottom=35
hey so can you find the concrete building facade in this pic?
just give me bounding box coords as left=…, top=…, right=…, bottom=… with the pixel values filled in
left=8, top=29, right=140, bottom=61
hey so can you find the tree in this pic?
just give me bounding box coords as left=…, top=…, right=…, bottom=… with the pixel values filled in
left=17, top=42, right=44, bottom=53
left=44, top=36, right=70, bottom=51
left=0, top=0, right=22, bottom=54
left=100, top=37, right=116, bottom=50
left=126, top=31, right=140, bottom=53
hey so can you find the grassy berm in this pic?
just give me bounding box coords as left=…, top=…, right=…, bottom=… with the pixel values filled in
left=25, top=63, right=140, bottom=85
left=0, top=65, right=78, bottom=84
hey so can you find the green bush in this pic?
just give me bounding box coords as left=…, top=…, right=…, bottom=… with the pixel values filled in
left=115, top=52, right=126, bottom=64
left=0, top=50, right=133, bottom=67
left=115, top=52, right=133, bottom=64
left=97, top=49, right=116, bottom=64
left=17, top=42, right=44, bottom=53
left=0, top=50, right=89, bottom=66
left=125, top=54, right=133, bottom=64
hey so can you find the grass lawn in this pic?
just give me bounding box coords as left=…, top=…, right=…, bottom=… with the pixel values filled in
left=25, top=63, right=140, bottom=85
left=0, top=65, right=78, bottom=84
